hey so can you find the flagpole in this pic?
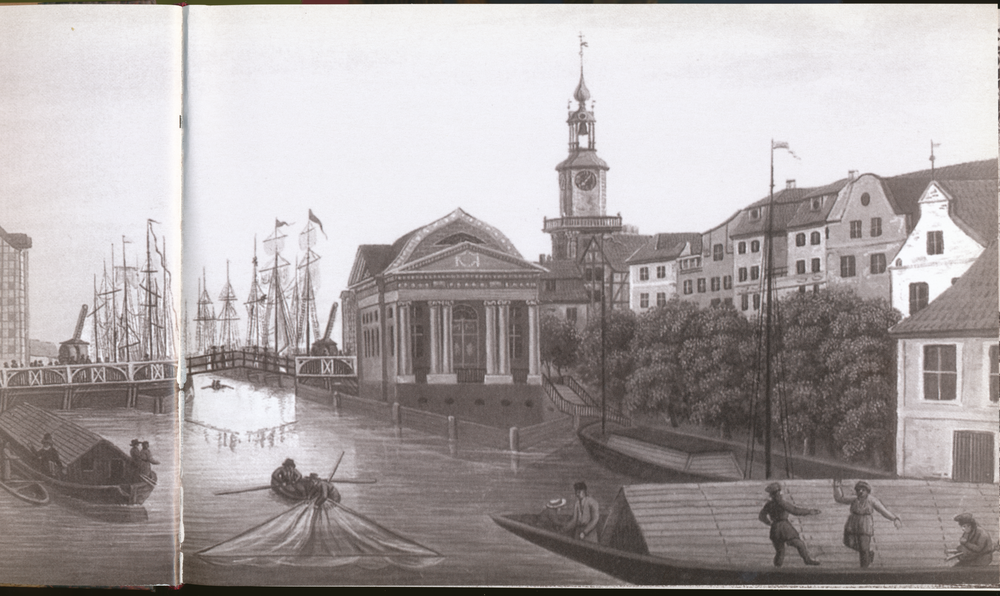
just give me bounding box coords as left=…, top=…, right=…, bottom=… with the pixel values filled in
left=764, top=140, right=776, bottom=480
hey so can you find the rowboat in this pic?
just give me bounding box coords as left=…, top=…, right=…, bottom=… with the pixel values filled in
left=493, top=479, right=999, bottom=586
left=0, top=404, right=155, bottom=520
left=0, top=477, right=49, bottom=505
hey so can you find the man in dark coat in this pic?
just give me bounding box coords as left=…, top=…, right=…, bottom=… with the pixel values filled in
left=305, top=472, right=341, bottom=507
left=759, top=482, right=822, bottom=567
left=32, top=433, right=63, bottom=478
left=951, top=513, right=995, bottom=566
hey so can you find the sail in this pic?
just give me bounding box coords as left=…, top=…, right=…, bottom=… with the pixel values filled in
left=195, top=278, right=217, bottom=354
left=195, top=500, right=443, bottom=569
left=217, top=273, right=242, bottom=350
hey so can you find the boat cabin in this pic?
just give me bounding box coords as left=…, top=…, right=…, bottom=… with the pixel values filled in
left=600, top=479, right=998, bottom=569
left=0, top=403, right=132, bottom=485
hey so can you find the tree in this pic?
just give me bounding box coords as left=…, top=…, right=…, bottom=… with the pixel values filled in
left=539, top=312, right=579, bottom=379
left=578, top=307, right=637, bottom=409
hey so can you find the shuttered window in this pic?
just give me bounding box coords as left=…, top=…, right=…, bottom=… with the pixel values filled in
left=953, top=431, right=994, bottom=483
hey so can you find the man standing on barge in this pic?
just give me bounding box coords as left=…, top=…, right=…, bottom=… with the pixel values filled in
left=563, top=481, right=600, bottom=542
left=759, top=482, right=822, bottom=567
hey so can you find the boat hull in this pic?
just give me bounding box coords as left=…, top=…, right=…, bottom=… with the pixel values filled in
left=0, top=478, right=49, bottom=505
left=10, top=457, right=154, bottom=507
left=491, top=513, right=999, bottom=586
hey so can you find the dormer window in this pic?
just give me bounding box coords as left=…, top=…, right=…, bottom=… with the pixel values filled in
left=749, top=208, right=761, bottom=220
left=437, top=232, right=484, bottom=246
left=810, top=197, right=822, bottom=211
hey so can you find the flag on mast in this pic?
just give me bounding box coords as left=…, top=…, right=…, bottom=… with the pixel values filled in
left=772, top=140, right=801, bottom=160
left=308, top=209, right=327, bottom=239
left=276, top=219, right=290, bottom=228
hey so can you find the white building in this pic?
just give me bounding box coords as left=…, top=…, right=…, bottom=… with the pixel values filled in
left=890, top=241, right=998, bottom=482
left=625, top=233, right=701, bottom=313
left=888, top=179, right=996, bottom=318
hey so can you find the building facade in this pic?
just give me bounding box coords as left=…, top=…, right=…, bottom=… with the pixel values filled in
left=626, top=233, right=701, bottom=313
left=0, top=225, right=31, bottom=366
left=890, top=241, right=998, bottom=483
left=343, top=209, right=544, bottom=403
left=888, top=179, right=996, bottom=319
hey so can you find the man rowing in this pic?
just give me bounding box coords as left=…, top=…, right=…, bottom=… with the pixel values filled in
left=305, top=472, right=341, bottom=507
left=271, top=458, right=309, bottom=498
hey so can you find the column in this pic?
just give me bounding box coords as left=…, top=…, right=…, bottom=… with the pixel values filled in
left=497, top=301, right=510, bottom=375
left=442, top=301, right=453, bottom=374
left=527, top=299, right=541, bottom=384
left=396, top=301, right=414, bottom=383
left=484, top=301, right=496, bottom=376
left=428, top=302, right=440, bottom=375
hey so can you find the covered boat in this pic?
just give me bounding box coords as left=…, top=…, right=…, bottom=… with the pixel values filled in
left=196, top=499, right=443, bottom=569
left=0, top=403, right=154, bottom=519
left=493, top=479, right=998, bottom=585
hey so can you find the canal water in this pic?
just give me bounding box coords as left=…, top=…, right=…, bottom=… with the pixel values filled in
left=0, top=407, right=178, bottom=587
left=182, top=375, right=636, bottom=586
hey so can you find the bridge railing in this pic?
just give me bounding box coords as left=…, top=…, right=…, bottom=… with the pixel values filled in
left=0, top=360, right=177, bottom=389
left=187, top=349, right=298, bottom=376
left=295, top=356, right=357, bottom=378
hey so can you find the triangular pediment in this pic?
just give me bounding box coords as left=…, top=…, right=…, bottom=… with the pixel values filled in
left=393, top=243, right=544, bottom=275
left=918, top=181, right=948, bottom=204
left=385, top=208, right=523, bottom=271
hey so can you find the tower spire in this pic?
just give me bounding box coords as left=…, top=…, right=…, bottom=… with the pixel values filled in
left=574, top=32, right=591, bottom=107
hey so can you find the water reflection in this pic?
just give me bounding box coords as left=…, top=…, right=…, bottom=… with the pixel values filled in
left=187, top=374, right=298, bottom=452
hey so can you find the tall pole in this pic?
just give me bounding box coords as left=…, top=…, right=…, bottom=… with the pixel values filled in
left=600, top=232, right=607, bottom=434
left=764, top=141, right=776, bottom=479
left=122, top=236, right=131, bottom=363
left=145, top=221, right=153, bottom=360
left=110, top=245, right=118, bottom=362
left=93, top=274, right=99, bottom=363
left=274, top=220, right=279, bottom=355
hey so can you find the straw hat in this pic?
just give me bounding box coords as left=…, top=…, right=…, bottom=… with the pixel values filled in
left=546, top=498, right=566, bottom=509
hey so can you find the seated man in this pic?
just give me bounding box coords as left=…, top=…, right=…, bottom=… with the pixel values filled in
left=951, top=513, right=995, bottom=567
left=538, top=498, right=567, bottom=532
left=271, top=458, right=306, bottom=497
left=305, top=472, right=341, bottom=507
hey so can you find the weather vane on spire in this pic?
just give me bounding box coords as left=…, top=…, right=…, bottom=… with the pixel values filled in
left=579, top=32, right=588, bottom=71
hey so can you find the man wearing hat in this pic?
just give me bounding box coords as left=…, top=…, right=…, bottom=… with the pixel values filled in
left=32, top=433, right=63, bottom=477
left=272, top=458, right=303, bottom=486
left=538, top=498, right=567, bottom=532
left=563, top=481, right=600, bottom=542
left=758, top=482, right=822, bottom=567
left=833, top=479, right=902, bottom=568
left=305, top=472, right=341, bottom=508
left=949, top=513, right=995, bottom=567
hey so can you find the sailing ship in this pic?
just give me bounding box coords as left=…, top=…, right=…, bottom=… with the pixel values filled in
left=90, top=221, right=178, bottom=363
left=261, top=219, right=295, bottom=356
left=217, top=261, right=242, bottom=351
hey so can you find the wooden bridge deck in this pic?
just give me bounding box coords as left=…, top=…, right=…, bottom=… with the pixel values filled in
left=616, top=479, right=998, bottom=570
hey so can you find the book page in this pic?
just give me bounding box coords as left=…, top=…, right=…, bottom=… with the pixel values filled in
left=0, top=5, right=182, bottom=587
left=179, top=4, right=997, bottom=588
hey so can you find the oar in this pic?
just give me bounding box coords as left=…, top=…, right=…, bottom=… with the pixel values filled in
left=329, top=478, right=377, bottom=484
left=327, top=451, right=346, bottom=482
left=214, top=484, right=272, bottom=496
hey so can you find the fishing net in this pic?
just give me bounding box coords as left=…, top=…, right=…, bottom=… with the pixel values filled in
left=196, top=499, right=443, bottom=569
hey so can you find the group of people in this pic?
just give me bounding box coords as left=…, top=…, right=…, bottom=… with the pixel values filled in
left=760, top=479, right=994, bottom=568
left=271, top=458, right=341, bottom=507
left=129, top=439, right=160, bottom=482
left=538, top=479, right=994, bottom=569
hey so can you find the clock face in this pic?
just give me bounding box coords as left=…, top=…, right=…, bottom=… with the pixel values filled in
left=574, top=170, right=597, bottom=191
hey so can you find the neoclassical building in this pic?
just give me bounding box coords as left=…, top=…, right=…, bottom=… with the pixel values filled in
left=343, top=208, right=544, bottom=403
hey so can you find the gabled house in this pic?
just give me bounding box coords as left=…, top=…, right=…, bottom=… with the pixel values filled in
left=342, top=209, right=545, bottom=402
left=677, top=212, right=741, bottom=309
left=888, top=177, right=997, bottom=318
left=782, top=179, right=847, bottom=297
left=625, top=232, right=702, bottom=313
left=889, top=240, right=998, bottom=483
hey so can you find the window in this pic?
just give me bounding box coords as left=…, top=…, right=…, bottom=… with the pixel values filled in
left=825, top=227, right=830, bottom=239
left=713, top=244, right=724, bottom=261
left=453, top=305, right=479, bottom=367
left=753, top=294, right=761, bottom=310
left=990, top=344, right=998, bottom=402
left=860, top=192, right=871, bottom=206
left=795, top=233, right=806, bottom=247
left=870, top=217, right=882, bottom=237
left=683, top=280, right=693, bottom=295
left=656, top=292, right=666, bottom=307
left=870, top=253, right=886, bottom=274
left=697, top=278, right=706, bottom=293
left=639, top=267, right=649, bottom=281
left=738, top=268, right=748, bottom=282
left=567, top=237, right=577, bottom=259
left=566, top=308, right=577, bottom=323
left=741, top=294, right=749, bottom=311
left=909, top=282, right=929, bottom=315
left=798, top=285, right=806, bottom=294
left=509, top=308, right=524, bottom=359
left=738, top=242, right=747, bottom=254
left=811, top=197, right=822, bottom=211
left=840, top=255, right=856, bottom=277
left=813, top=284, right=820, bottom=294
left=749, top=208, right=761, bottom=220
left=810, top=231, right=821, bottom=245
left=751, top=240, right=760, bottom=253
left=850, top=220, right=862, bottom=239
left=711, top=277, right=720, bottom=292
left=796, top=260, right=806, bottom=275
left=724, top=297, right=733, bottom=307
left=927, top=231, right=944, bottom=255
left=710, top=298, right=721, bottom=307
left=543, top=279, right=556, bottom=292
left=723, top=275, right=732, bottom=289
left=679, top=257, right=701, bottom=271
left=750, top=266, right=760, bottom=280
left=413, top=324, right=424, bottom=359
left=656, top=265, right=666, bottom=279
left=923, top=344, right=957, bottom=401
left=639, top=293, right=649, bottom=308
left=388, top=326, right=394, bottom=357
left=811, top=258, right=821, bottom=273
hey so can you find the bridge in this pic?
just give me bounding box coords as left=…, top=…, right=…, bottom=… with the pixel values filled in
left=185, top=348, right=358, bottom=395
left=0, top=361, right=177, bottom=413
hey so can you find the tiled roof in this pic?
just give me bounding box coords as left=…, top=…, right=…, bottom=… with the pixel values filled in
left=626, top=232, right=702, bottom=265
left=356, top=244, right=398, bottom=278
left=938, top=179, right=998, bottom=246
left=890, top=240, right=998, bottom=337
left=0, top=403, right=124, bottom=466
left=801, top=178, right=851, bottom=199
left=556, top=149, right=609, bottom=171
left=601, top=233, right=652, bottom=271
left=0, top=224, right=32, bottom=250
left=786, top=187, right=844, bottom=230
left=889, top=158, right=997, bottom=181
left=539, top=259, right=582, bottom=280
left=882, top=159, right=998, bottom=221
left=730, top=196, right=809, bottom=238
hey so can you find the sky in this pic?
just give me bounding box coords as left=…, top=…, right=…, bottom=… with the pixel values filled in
left=1, top=4, right=996, bottom=347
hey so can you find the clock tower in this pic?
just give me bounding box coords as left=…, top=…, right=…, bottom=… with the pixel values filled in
left=545, top=39, right=615, bottom=261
